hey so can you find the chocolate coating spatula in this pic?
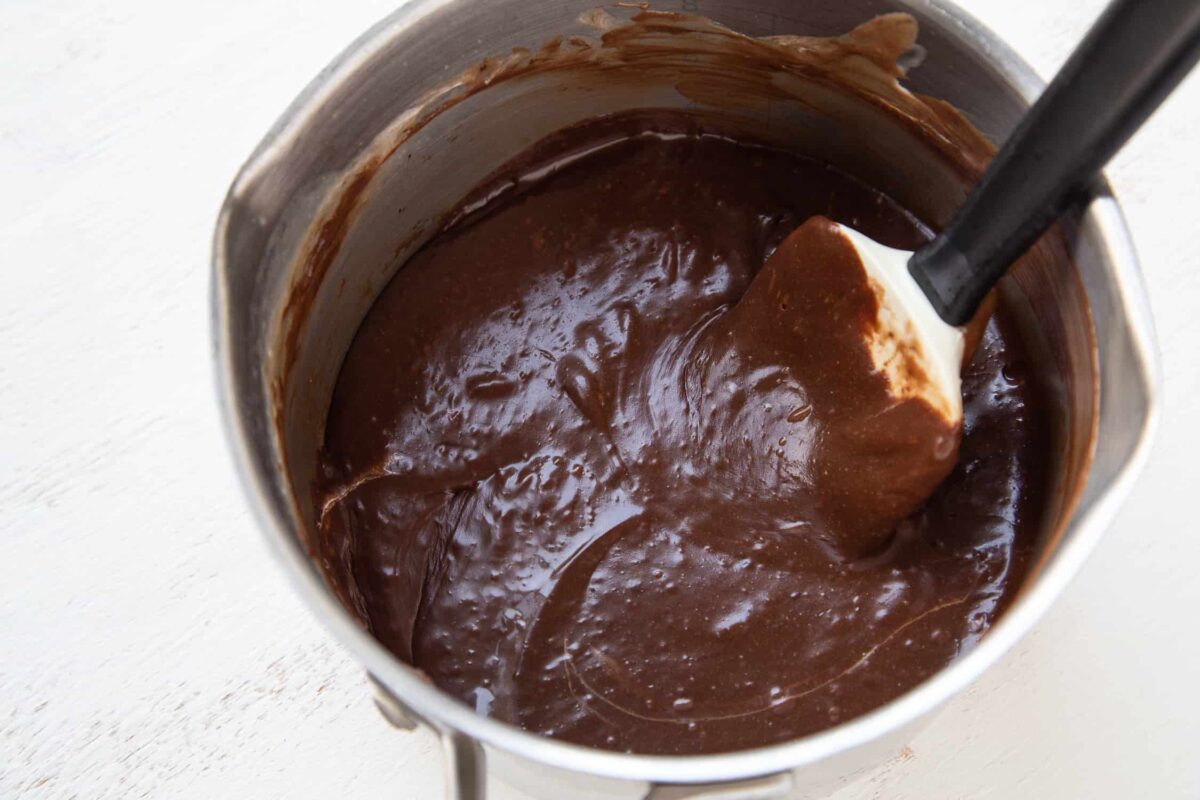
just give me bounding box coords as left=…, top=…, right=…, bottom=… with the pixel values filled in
left=825, top=0, right=1200, bottom=427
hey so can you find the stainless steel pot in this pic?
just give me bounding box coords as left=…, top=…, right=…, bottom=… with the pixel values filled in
left=212, top=1, right=1159, bottom=797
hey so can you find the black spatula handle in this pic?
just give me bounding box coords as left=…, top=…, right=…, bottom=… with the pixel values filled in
left=909, top=0, right=1200, bottom=326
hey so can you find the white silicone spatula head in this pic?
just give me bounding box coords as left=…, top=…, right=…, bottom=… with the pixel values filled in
left=834, top=224, right=965, bottom=427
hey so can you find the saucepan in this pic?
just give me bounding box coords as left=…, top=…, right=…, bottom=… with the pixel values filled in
left=212, top=0, right=1158, bottom=796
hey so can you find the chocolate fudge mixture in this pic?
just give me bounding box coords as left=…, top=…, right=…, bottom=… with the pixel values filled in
left=314, top=113, right=1048, bottom=754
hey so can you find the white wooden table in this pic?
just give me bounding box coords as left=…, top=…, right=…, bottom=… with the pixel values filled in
left=3, top=1, right=1198, bottom=797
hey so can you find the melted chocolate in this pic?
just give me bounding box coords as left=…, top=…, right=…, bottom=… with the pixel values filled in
left=315, top=113, right=1048, bottom=754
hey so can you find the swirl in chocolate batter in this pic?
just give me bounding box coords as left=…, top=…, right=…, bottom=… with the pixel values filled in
left=313, top=113, right=1049, bottom=754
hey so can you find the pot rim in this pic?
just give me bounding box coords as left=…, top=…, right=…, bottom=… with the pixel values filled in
left=211, top=0, right=1160, bottom=784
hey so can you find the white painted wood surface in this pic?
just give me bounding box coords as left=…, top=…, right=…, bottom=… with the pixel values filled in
left=2, top=1, right=1197, bottom=797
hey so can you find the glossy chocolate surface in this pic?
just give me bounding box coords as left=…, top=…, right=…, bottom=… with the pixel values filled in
left=315, top=114, right=1048, bottom=754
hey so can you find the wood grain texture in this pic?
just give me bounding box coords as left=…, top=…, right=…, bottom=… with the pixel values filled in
left=1, top=1, right=1196, bottom=797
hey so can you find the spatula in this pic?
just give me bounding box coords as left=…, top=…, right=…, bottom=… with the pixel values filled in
left=832, top=0, right=1200, bottom=426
